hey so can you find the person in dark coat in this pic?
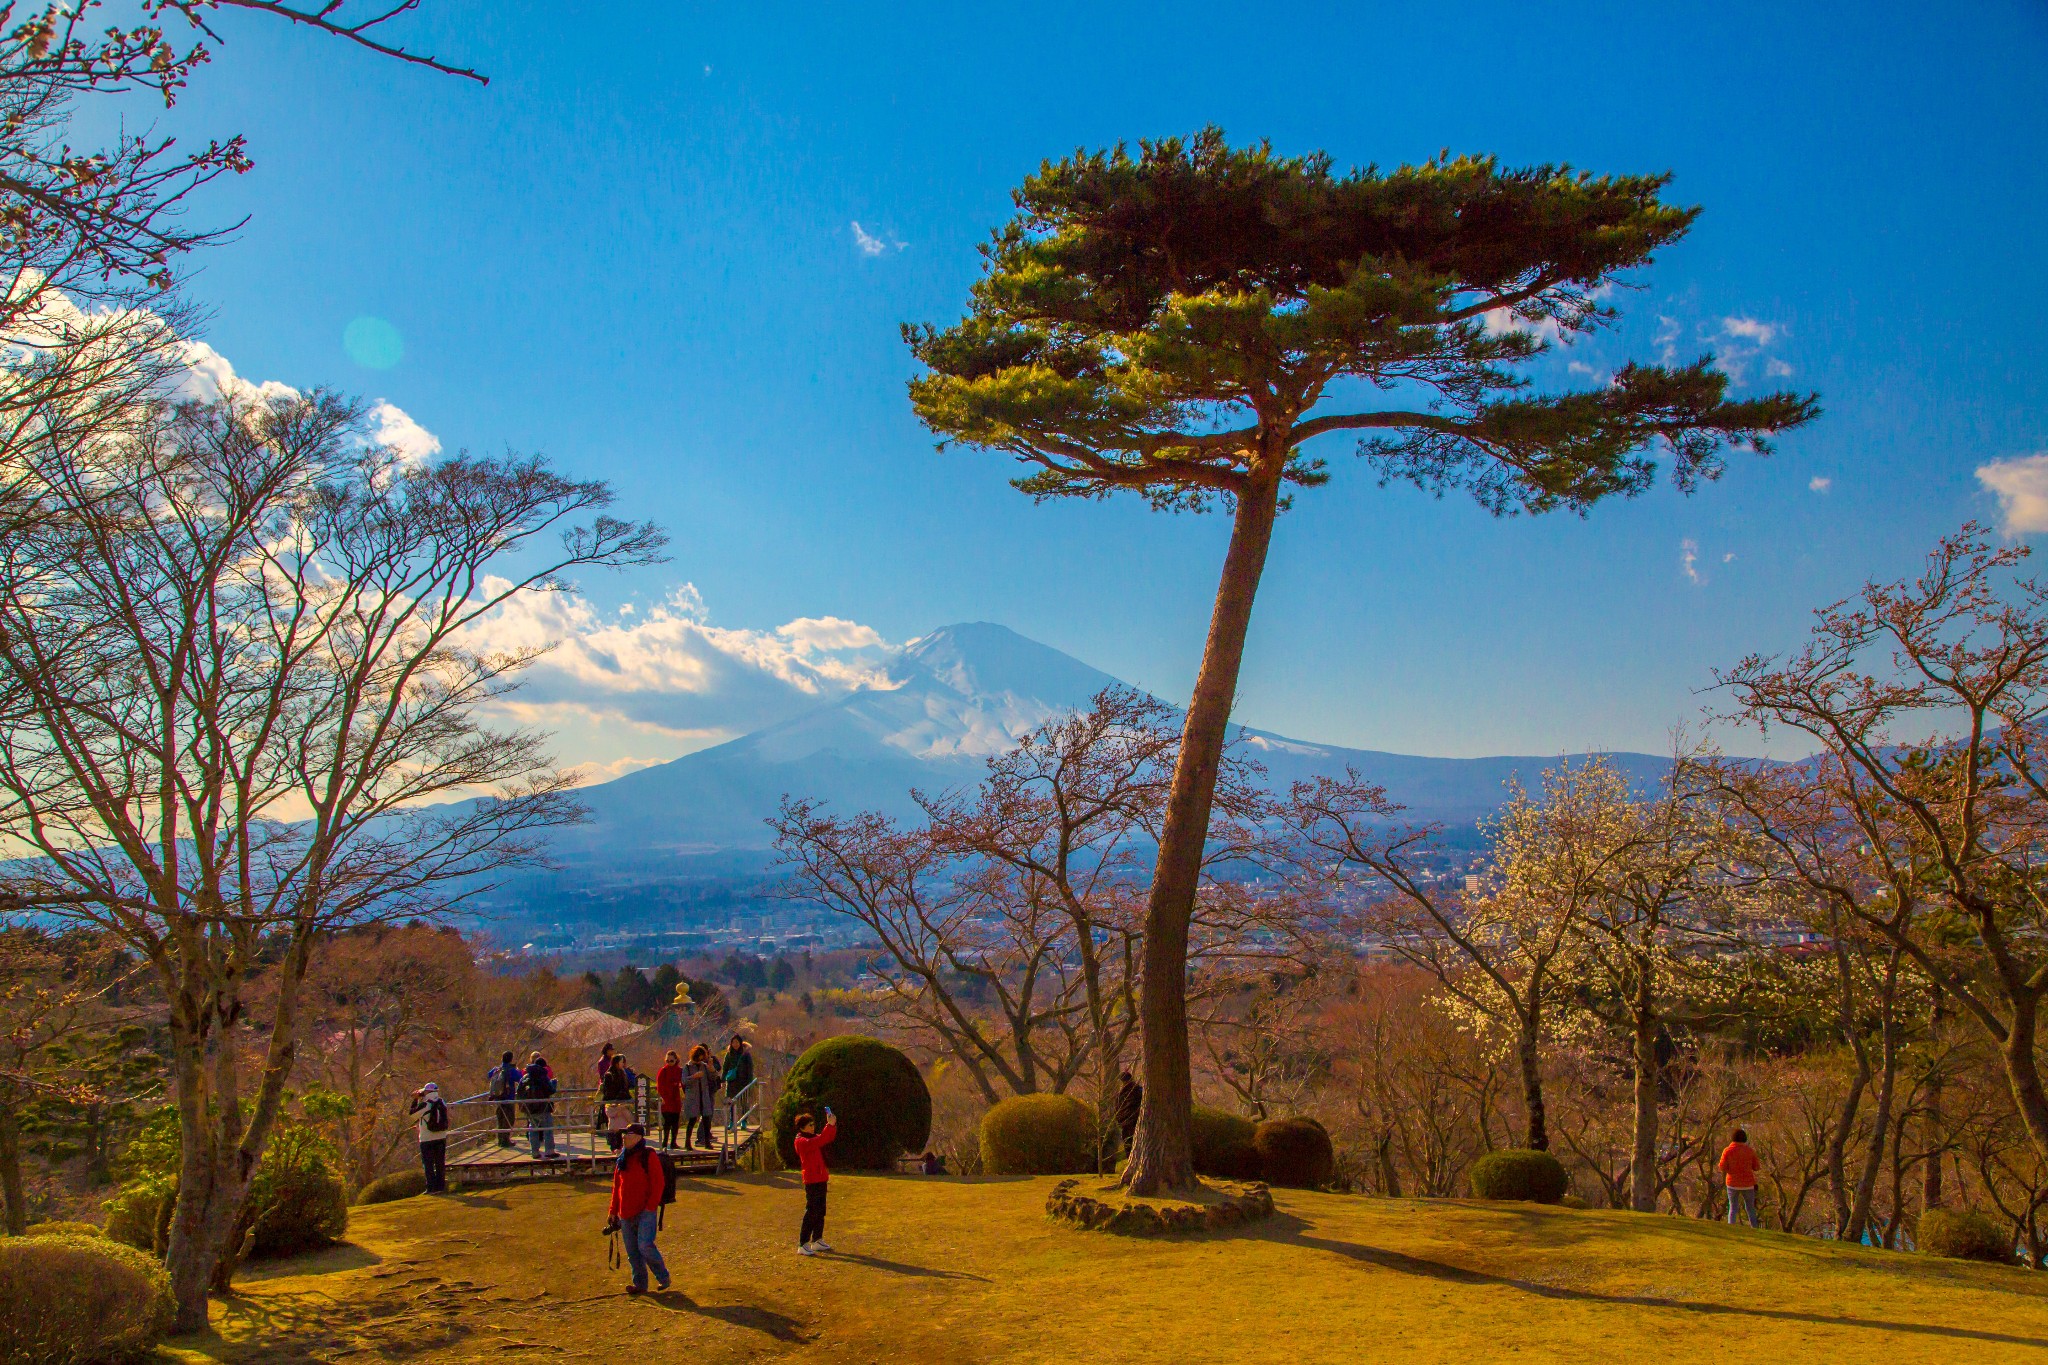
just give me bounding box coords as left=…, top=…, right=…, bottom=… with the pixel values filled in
left=601, top=1054, right=635, bottom=1152
left=683, top=1044, right=720, bottom=1150
left=487, top=1051, right=523, bottom=1148
left=1114, top=1069, right=1143, bottom=1148
left=520, top=1052, right=559, bottom=1159
left=721, top=1034, right=755, bottom=1099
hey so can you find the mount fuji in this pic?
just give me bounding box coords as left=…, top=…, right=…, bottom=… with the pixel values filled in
left=540, top=621, right=1671, bottom=860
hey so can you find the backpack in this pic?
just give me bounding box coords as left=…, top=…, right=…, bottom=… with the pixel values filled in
left=491, top=1066, right=518, bottom=1100
left=516, top=1071, right=544, bottom=1101
left=425, top=1098, right=449, bottom=1133
left=654, top=1148, right=679, bottom=1227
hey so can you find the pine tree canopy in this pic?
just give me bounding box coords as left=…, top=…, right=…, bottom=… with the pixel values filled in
left=905, top=128, right=1820, bottom=516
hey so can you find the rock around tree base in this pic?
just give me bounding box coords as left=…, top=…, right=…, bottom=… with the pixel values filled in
left=1046, top=1178, right=1275, bottom=1235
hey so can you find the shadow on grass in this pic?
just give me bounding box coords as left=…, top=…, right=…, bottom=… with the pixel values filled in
left=233, top=1242, right=381, bottom=1280
left=817, top=1250, right=991, bottom=1281
left=1266, top=1214, right=2048, bottom=1348
left=647, top=1289, right=811, bottom=1343
left=441, top=1191, right=511, bottom=1209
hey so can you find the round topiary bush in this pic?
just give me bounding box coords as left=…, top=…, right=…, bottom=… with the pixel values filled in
left=980, top=1094, right=1096, bottom=1175
left=0, top=1232, right=174, bottom=1364
left=244, top=1123, right=348, bottom=1257
left=1919, top=1206, right=2014, bottom=1264
left=772, top=1035, right=932, bottom=1172
left=1468, top=1148, right=1570, bottom=1204
left=354, top=1167, right=428, bottom=1206
left=1254, top=1116, right=1335, bottom=1189
left=22, top=1221, right=102, bottom=1240
left=1189, top=1105, right=1263, bottom=1180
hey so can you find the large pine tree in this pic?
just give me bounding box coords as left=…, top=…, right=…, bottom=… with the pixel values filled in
left=906, top=130, right=1818, bottom=1192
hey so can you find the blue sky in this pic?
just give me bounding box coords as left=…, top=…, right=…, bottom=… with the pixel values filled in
left=98, top=0, right=2048, bottom=770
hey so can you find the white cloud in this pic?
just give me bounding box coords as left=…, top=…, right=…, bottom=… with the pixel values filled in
left=1680, top=538, right=1706, bottom=586
left=563, top=754, right=666, bottom=786
left=1765, top=357, right=1794, bottom=378
left=1977, top=452, right=2048, bottom=534
left=851, top=221, right=904, bottom=257
left=462, top=583, right=903, bottom=747
left=1653, top=315, right=1681, bottom=366
left=1722, top=552, right=1736, bottom=563
left=1809, top=476, right=1832, bottom=494
left=1720, top=316, right=1781, bottom=347
left=368, top=399, right=441, bottom=466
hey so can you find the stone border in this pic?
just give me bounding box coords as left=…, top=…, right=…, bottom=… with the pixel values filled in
left=1046, top=1177, right=1275, bottom=1235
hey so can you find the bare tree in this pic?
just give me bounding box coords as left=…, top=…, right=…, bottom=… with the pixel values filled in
left=1709, top=529, right=2048, bottom=1176
left=0, top=389, right=661, bottom=1327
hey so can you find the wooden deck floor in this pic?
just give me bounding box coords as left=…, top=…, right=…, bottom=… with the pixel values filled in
left=447, top=1124, right=763, bottom=1181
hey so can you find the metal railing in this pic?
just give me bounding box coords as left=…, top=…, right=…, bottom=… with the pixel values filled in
left=430, top=1074, right=763, bottom=1170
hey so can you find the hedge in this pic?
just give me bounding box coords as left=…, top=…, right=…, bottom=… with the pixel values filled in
left=1190, top=1105, right=1263, bottom=1180
left=1919, top=1206, right=2015, bottom=1264
left=0, top=1233, right=174, bottom=1364
left=772, top=1035, right=932, bottom=1171
left=354, top=1168, right=429, bottom=1206
left=1254, top=1116, right=1335, bottom=1189
left=1467, top=1148, right=1570, bottom=1204
left=980, top=1094, right=1096, bottom=1175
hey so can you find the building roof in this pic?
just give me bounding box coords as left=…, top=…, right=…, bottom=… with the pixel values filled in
left=530, top=1007, right=648, bottom=1050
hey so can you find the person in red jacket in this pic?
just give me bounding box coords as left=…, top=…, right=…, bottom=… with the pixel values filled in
left=1718, top=1127, right=1762, bottom=1228
left=606, top=1123, right=670, bottom=1293
left=655, top=1050, right=684, bottom=1150
left=793, top=1107, right=838, bottom=1255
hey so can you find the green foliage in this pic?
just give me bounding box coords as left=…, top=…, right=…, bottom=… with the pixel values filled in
left=0, top=1233, right=173, bottom=1364
left=1468, top=1148, right=1570, bottom=1204
left=353, top=1168, right=428, bottom=1206
left=979, top=1094, right=1096, bottom=1175
left=771, top=1035, right=931, bottom=1171
left=1918, top=1207, right=2014, bottom=1264
left=906, top=127, right=1816, bottom=518
left=22, top=1221, right=101, bottom=1239
left=245, top=1123, right=347, bottom=1257
left=1253, top=1116, right=1335, bottom=1189
left=101, top=1109, right=346, bottom=1259
left=1189, top=1105, right=1263, bottom=1180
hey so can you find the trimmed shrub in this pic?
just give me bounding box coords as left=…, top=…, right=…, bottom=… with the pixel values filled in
left=1254, top=1116, right=1335, bottom=1189
left=0, top=1233, right=174, bottom=1364
left=1190, top=1105, right=1263, bottom=1180
left=772, top=1035, right=932, bottom=1171
left=22, top=1221, right=102, bottom=1240
left=980, top=1094, right=1095, bottom=1175
left=1920, top=1206, right=2015, bottom=1264
left=354, top=1167, right=428, bottom=1206
left=102, top=1180, right=174, bottom=1256
left=1468, top=1148, right=1570, bottom=1204
left=245, top=1123, right=347, bottom=1257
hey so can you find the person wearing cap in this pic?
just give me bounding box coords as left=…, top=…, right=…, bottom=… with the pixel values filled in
left=605, top=1122, right=670, bottom=1294
left=408, top=1082, right=451, bottom=1193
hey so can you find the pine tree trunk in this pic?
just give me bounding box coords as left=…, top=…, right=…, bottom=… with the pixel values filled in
left=1122, top=468, right=1283, bottom=1196
left=0, top=1099, right=26, bottom=1235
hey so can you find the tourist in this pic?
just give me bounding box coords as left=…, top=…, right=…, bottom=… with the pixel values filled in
left=601, top=1054, right=635, bottom=1152
left=1719, top=1127, right=1762, bottom=1228
left=1115, top=1069, right=1142, bottom=1148
left=656, top=1049, right=684, bottom=1149
left=488, top=1050, right=523, bottom=1149
left=521, top=1052, right=559, bottom=1159
left=595, top=1041, right=617, bottom=1086
left=793, top=1106, right=838, bottom=1255
left=605, top=1122, right=671, bottom=1295
left=721, top=1033, right=755, bottom=1099
left=408, top=1082, right=450, bottom=1193
left=684, top=1044, right=720, bottom=1150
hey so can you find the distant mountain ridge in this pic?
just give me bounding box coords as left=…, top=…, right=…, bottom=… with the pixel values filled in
left=546, top=621, right=1673, bottom=859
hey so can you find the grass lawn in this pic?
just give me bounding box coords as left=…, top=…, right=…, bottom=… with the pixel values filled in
left=161, top=1172, right=2048, bottom=1364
